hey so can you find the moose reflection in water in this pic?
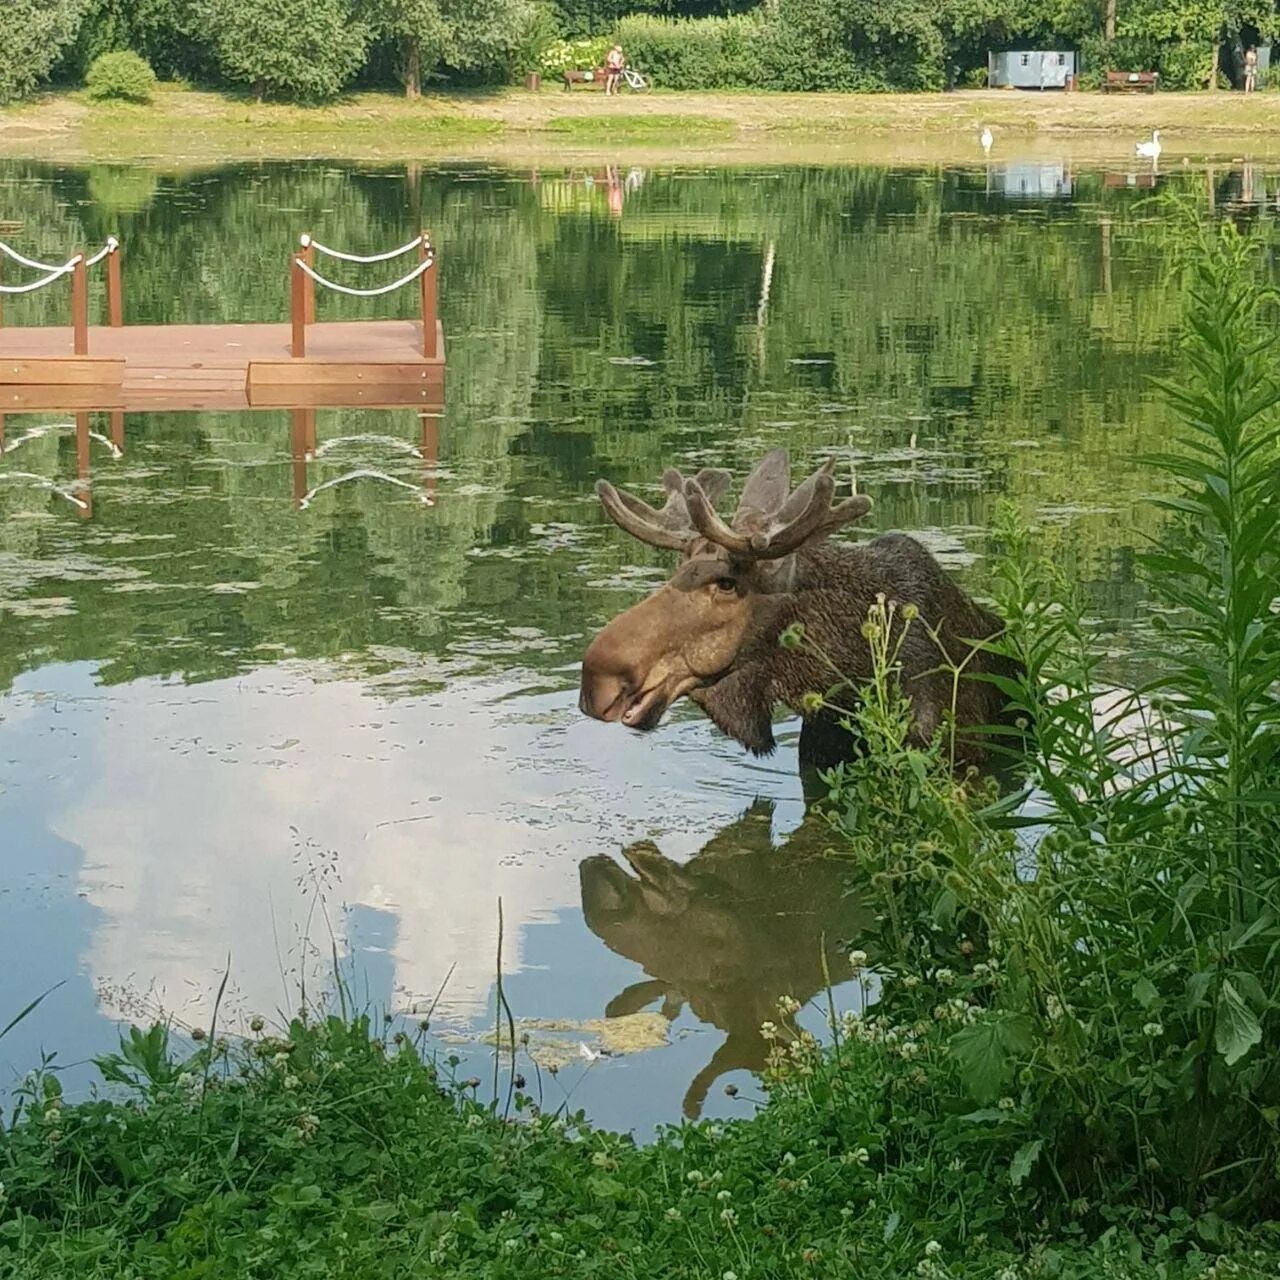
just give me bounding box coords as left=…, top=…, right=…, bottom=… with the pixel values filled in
left=580, top=801, right=867, bottom=1119
left=580, top=450, right=1021, bottom=771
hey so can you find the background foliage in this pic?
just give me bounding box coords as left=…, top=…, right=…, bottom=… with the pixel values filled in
left=5, top=0, right=1279, bottom=100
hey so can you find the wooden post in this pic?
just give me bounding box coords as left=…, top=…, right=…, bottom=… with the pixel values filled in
left=291, top=253, right=306, bottom=358
left=107, top=243, right=123, bottom=327
left=420, top=233, right=438, bottom=360
left=301, top=237, right=316, bottom=324
left=71, top=256, right=88, bottom=356
left=110, top=409, right=125, bottom=453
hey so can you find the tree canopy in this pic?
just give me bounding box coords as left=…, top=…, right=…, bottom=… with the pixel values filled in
left=7, top=0, right=1280, bottom=100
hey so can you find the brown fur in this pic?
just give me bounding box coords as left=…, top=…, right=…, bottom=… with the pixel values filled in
left=580, top=454, right=1022, bottom=772
left=688, top=535, right=1020, bottom=769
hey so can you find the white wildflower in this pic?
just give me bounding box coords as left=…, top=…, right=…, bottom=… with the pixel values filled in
left=848, top=949, right=868, bottom=972
left=1143, top=1022, right=1164, bottom=1038
left=925, top=1240, right=942, bottom=1257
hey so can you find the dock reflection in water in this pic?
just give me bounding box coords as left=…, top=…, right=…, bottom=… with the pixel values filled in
left=581, top=801, right=867, bottom=1119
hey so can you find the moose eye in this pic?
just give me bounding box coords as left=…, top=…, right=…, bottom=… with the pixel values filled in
left=713, top=577, right=737, bottom=594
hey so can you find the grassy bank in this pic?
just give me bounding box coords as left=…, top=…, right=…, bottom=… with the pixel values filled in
left=12, top=83, right=1280, bottom=165
left=1, top=1013, right=1277, bottom=1279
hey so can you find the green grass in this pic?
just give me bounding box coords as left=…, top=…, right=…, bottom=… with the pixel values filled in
left=1, top=1013, right=1276, bottom=1278
left=543, top=113, right=736, bottom=140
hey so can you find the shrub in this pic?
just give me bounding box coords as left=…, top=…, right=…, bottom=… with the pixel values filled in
left=537, top=35, right=608, bottom=76
left=60, top=0, right=214, bottom=83
left=615, top=14, right=766, bottom=90
left=84, top=50, right=156, bottom=101
left=819, top=211, right=1280, bottom=1229
left=197, top=0, right=371, bottom=102
left=758, top=0, right=944, bottom=92
left=0, top=0, right=84, bottom=105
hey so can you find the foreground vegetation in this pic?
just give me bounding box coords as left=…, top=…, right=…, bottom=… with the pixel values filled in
left=2, top=214, right=1278, bottom=1274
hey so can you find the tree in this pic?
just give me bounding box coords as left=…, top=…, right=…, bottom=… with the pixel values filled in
left=372, top=0, right=531, bottom=96
left=1121, top=0, right=1270, bottom=88
left=65, top=0, right=214, bottom=81
left=199, top=0, right=372, bottom=101
left=0, top=0, right=84, bottom=103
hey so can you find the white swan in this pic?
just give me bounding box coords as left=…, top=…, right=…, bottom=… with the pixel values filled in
left=980, top=125, right=993, bottom=153
left=1136, top=129, right=1162, bottom=159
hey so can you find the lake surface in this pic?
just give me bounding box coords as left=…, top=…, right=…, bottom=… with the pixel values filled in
left=0, top=157, right=1254, bottom=1132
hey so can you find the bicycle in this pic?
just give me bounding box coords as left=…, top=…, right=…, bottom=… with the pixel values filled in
left=621, top=67, right=648, bottom=92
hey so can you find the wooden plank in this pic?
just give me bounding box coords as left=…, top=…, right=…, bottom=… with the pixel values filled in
left=248, top=360, right=440, bottom=387
left=248, top=378, right=445, bottom=410
left=0, top=386, right=126, bottom=411
left=0, top=358, right=125, bottom=385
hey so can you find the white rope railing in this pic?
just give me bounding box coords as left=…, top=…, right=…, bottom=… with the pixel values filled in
left=0, top=243, right=63, bottom=272
left=0, top=237, right=117, bottom=275
left=298, top=468, right=431, bottom=510
left=84, top=236, right=120, bottom=269
left=293, top=251, right=435, bottom=299
left=302, top=232, right=426, bottom=265
left=0, top=255, right=81, bottom=295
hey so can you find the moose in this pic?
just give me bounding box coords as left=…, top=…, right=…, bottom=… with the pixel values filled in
left=580, top=801, right=866, bottom=1118
left=579, top=450, right=1021, bottom=770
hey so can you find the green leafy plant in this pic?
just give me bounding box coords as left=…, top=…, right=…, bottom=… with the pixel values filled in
left=85, top=50, right=157, bottom=101
left=536, top=34, right=608, bottom=76
left=0, top=0, right=84, bottom=104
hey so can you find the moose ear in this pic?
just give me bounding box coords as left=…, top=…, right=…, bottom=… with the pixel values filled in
left=734, top=449, right=790, bottom=525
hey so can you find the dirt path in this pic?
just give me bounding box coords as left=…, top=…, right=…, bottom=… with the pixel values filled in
left=6, top=85, right=1280, bottom=167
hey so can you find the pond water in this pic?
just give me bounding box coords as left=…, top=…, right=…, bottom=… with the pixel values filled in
left=0, top=158, right=1259, bottom=1133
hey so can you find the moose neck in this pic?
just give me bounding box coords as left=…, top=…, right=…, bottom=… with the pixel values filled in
left=690, top=535, right=1009, bottom=771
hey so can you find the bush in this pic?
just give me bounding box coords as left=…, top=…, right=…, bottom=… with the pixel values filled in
left=615, top=14, right=765, bottom=90
left=817, top=211, right=1280, bottom=1230
left=197, top=0, right=371, bottom=102
left=537, top=35, right=608, bottom=76
left=84, top=50, right=156, bottom=101
left=758, top=0, right=944, bottom=92
left=0, top=0, right=83, bottom=105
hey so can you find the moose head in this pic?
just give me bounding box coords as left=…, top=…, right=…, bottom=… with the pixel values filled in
left=581, top=450, right=1019, bottom=770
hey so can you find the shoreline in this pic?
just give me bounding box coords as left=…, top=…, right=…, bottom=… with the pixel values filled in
left=8, top=85, right=1280, bottom=166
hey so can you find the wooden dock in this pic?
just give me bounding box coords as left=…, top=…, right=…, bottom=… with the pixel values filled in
left=0, top=232, right=445, bottom=413
left=0, top=319, right=445, bottom=412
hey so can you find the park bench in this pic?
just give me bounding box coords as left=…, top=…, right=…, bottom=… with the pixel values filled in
left=563, top=67, right=608, bottom=90
left=1103, top=69, right=1159, bottom=93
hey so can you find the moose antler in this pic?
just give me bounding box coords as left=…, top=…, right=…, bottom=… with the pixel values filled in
left=684, top=454, right=871, bottom=561
left=596, top=454, right=868, bottom=559
left=596, top=466, right=732, bottom=552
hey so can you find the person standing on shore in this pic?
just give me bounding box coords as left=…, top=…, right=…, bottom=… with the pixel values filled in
left=605, top=45, right=625, bottom=95
left=1245, top=46, right=1258, bottom=93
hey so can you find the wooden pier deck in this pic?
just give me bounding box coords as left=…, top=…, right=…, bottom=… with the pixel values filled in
left=0, top=319, right=446, bottom=412
left=0, top=231, right=445, bottom=413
